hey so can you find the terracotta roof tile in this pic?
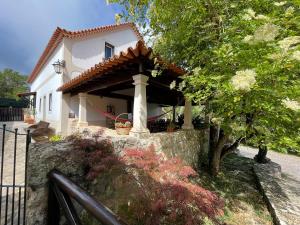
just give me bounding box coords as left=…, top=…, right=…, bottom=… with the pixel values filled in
left=27, top=22, right=143, bottom=83
left=57, top=40, right=185, bottom=92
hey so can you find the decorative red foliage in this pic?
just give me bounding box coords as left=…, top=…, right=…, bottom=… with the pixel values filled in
left=70, top=137, right=224, bottom=225
left=122, top=147, right=224, bottom=224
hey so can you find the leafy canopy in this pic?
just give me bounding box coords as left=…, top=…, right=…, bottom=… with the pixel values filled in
left=0, top=69, right=28, bottom=99
left=110, top=0, right=300, bottom=154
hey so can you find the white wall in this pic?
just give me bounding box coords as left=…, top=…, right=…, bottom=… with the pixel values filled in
left=29, top=27, right=140, bottom=131
left=70, top=94, right=162, bottom=127
left=86, top=95, right=127, bottom=125
left=148, top=103, right=162, bottom=117
left=71, top=28, right=139, bottom=72
left=30, top=43, right=64, bottom=130
left=70, top=95, right=128, bottom=122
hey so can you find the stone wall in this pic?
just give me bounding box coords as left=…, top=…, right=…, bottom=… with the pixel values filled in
left=100, top=129, right=207, bottom=168
left=26, top=142, right=86, bottom=225
left=26, top=129, right=207, bottom=224
left=148, top=130, right=206, bottom=168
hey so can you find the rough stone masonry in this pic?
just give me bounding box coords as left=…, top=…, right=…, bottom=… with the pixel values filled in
left=26, top=129, right=207, bottom=224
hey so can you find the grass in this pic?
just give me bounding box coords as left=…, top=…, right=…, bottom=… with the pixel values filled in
left=194, top=154, right=273, bottom=225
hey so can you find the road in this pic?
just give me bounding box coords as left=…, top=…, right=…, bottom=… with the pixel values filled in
left=239, top=145, right=300, bottom=181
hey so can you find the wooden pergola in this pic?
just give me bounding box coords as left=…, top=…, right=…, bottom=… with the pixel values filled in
left=58, top=41, right=185, bottom=106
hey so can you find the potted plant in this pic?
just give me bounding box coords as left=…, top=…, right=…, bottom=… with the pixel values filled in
left=167, top=121, right=176, bottom=132
left=24, top=108, right=35, bottom=124
left=23, top=108, right=31, bottom=123
left=28, top=108, right=36, bottom=124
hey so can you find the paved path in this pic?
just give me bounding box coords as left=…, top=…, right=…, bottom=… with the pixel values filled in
left=240, top=145, right=300, bottom=225
left=0, top=121, right=29, bottom=185
left=239, top=145, right=300, bottom=181
left=0, top=122, right=28, bottom=224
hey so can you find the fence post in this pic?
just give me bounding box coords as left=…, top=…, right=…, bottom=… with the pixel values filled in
left=0, top=124, right=6, bottom=221
left=47, top=182, right=61, bottom=225
left=23, top=129, right=31, bottom=225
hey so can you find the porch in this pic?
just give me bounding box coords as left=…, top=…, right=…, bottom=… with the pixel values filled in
left=58, top=41, right=194, bottom=136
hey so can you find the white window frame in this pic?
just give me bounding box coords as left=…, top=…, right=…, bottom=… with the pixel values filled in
left=104, top=42, right=115, bottom=59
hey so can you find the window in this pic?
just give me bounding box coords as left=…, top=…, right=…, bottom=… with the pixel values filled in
left=105, top=42, right=114, bottom=59
left=39, top=98, right=42, bottom=112
left=49, top=93, right=52, bottom=111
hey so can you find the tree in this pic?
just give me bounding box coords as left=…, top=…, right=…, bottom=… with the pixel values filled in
left=110, top=0, right=300, bottom=175
left=0, top=69, right=28, bottom=99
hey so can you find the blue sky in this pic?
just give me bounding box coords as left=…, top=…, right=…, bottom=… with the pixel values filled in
left=0, top=0, right=120, bottom=75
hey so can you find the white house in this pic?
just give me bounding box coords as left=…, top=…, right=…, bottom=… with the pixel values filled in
left=27, top=23, right=193, bottom=136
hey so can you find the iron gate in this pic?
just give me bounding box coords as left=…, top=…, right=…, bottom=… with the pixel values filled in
left=0, top=124, right=30, bottom=225
left=0, top=108, right=24, bottom=122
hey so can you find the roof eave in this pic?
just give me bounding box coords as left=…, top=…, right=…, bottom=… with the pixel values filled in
left=27, top=23, right=144, bottom=84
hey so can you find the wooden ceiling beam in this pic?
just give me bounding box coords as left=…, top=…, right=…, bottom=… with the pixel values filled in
left=70, top=75, right=133, bottom=94
left=100, top=93, right=133, bottom=100
left=89, top=84, right=133, bottom=95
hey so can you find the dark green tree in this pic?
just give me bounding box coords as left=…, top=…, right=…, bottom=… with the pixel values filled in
left=109, top=0, right=300, bottom=175
left=0, top=69, right=28, bottom=99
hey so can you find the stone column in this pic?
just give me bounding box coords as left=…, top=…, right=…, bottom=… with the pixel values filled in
left=59, top=93, right=70, bottom=135
left=130, top=74, right=150, bottom=137
left=78, top=93, right=88, bottom=127
left=182, top=98, right=194, bottom=130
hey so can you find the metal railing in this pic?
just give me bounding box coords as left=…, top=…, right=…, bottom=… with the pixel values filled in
left=47, top=170, right=128, bottom=225
left=0, top=124, right=31, bottom=225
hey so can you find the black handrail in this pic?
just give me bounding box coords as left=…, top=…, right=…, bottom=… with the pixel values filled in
left=48, top=169, right=128, bottom=225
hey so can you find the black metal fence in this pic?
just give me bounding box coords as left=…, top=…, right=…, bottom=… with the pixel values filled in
left=0, top=124, right=30, bottom=225
left=0, top=108, right=24, bottom=122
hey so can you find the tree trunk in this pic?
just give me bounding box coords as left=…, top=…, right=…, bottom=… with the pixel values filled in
left=254, top=144, right=270, bottom=163
left=220, top=137, right=244, bottom=161
left=209, top=128, right=229, bottom=176
left=208, top=124, right=219, bottom=166
left=210, top=149, right=221, bottom=176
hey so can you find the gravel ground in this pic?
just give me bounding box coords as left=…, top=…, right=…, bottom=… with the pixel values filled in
left=239, top=145, right=300, bottom=181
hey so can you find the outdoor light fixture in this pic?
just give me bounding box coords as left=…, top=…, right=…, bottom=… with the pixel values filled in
left=52, top=59, right=65, bottom=74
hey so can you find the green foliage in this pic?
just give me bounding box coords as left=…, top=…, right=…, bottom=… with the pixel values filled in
left=110, top=0, right=300, bottom=154
left=0, top=98, right=27, bottom=108
left=49, top=135, right=63, bottom=142
left=0, top=69, right=28, bottom=99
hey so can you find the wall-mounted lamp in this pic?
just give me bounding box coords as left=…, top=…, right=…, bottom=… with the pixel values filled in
left=52, top=59, right=65, bottom=74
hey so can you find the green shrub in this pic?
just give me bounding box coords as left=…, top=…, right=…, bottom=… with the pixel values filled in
left=49, top=135, right=63, bottom=142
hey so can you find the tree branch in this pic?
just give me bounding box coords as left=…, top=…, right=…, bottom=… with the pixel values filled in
left=220, top=137, right=244, bottom=160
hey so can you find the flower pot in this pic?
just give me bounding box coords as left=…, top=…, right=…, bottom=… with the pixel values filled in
left=167, top=127, right=175, bottom=132
left=115, top=113, right=132, bottom=135
left=115, top=127, right=131, bottom=135
left=27, top=118, right=35, bottom=124
left=24, top=115, right=31, bottom=123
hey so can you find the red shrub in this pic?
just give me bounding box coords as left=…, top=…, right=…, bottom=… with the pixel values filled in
left=70, top=137, right=224, bottom=225
left=121, top=147, right=224, bottom=224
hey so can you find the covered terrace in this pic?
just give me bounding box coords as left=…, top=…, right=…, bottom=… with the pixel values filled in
left=57, top=41, right=194, bottom=136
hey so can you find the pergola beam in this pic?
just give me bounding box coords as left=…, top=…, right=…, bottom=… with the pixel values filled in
left=70, top=76, right=133, bottom=95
